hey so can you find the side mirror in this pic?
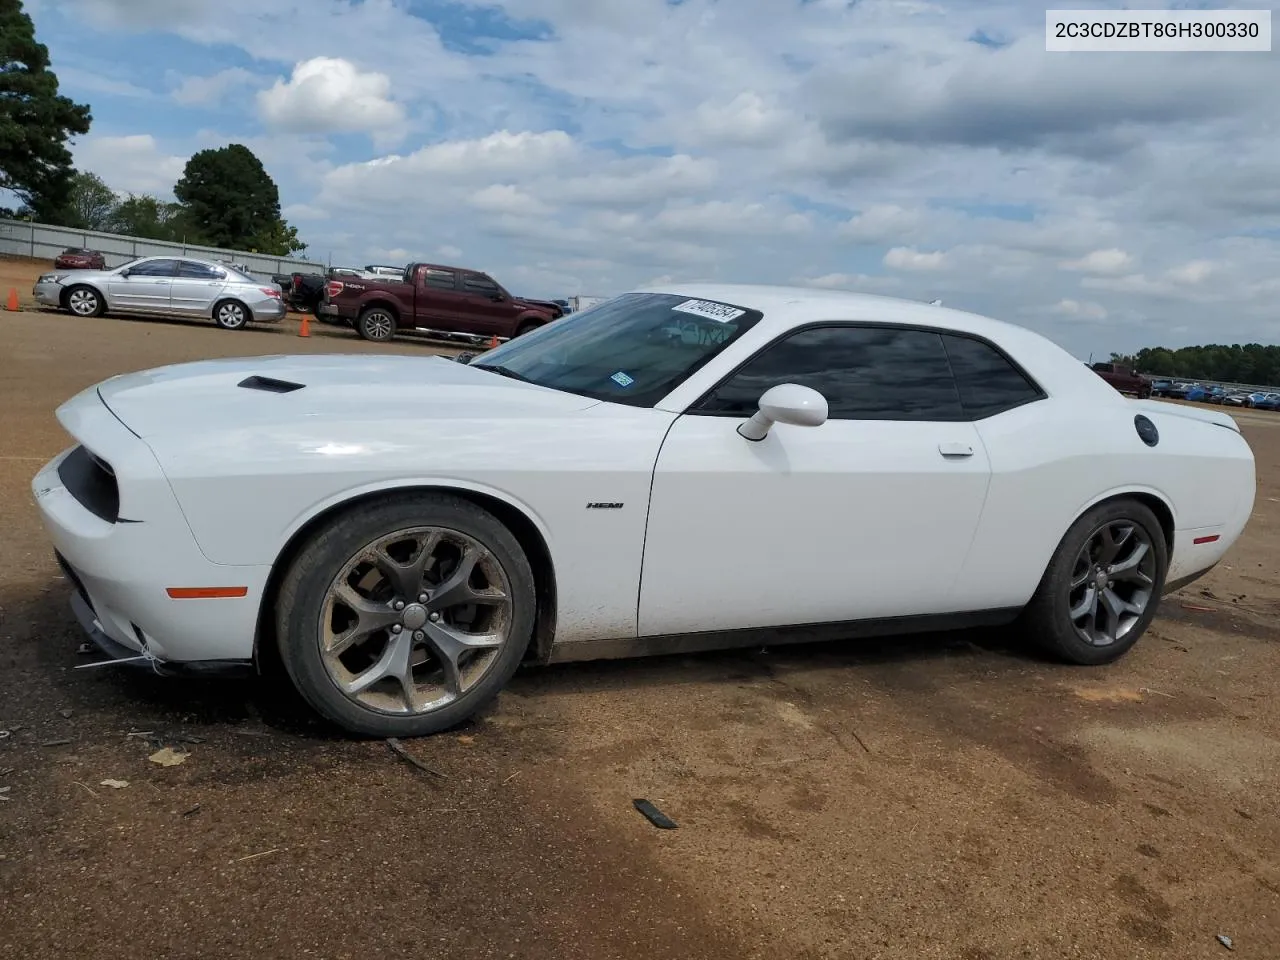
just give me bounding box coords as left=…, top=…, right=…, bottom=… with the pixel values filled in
left=118, top=269, right=131, bottom=277
left=737, top=383, right=828, bottom=441
left=490, top=292, right=506, bottom=301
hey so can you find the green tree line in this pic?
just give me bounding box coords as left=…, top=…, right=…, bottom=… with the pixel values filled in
left=0, top=0, right=305, bottom=255
left=1111, top=344, right=1280, bottom=386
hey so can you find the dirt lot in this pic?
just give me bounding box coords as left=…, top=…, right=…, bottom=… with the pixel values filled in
left=1, top=292, right=1278, bottom=960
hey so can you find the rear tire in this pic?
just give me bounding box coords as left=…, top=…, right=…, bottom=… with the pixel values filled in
left=357, top=307, right=397, bottom=342
left=274, top=493, right=536, bottom=738
left=1017, top=498, right=1168, bottom=666
left=213, top=299, right=250, bottom=330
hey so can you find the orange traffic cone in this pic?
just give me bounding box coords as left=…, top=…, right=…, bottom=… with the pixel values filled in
left=298, top=313, right=310, bottom=338
left=5, top=287, right=18, bottom=311
left=488, top=335, right=499, bottom=349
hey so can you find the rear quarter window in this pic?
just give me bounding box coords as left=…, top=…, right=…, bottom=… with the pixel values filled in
left=940, top=334, right=1044, bottom=419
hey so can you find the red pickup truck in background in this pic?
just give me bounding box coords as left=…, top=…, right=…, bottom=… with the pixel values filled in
left=319, top=262, right=565, bottom=343
left=1089, top=362, right=1152, bottom=398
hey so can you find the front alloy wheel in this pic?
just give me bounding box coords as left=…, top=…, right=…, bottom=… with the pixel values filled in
left=66, top=286, right=102, bottom=317
left=275, top=494, right=536, bottom=737
left=319, top=527, right=513, bottom=716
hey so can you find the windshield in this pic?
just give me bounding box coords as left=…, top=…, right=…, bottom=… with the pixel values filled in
left=471, top=292, right=763, bottom=407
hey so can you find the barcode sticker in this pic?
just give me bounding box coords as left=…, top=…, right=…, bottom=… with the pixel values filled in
left=671, top=299, right=746, bottom=323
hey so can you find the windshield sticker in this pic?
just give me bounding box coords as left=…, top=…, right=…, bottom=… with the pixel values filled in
left=611, top=371, right=636, bottom=388
left=671, top=299, right=746, bottom=323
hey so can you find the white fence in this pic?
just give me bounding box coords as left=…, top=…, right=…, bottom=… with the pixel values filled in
left=0, top=217, right=325, bottom=276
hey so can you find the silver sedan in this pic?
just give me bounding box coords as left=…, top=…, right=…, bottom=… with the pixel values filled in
left=33, top=255, right=288, bottom=330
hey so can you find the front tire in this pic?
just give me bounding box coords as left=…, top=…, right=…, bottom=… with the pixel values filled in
left=274, top=494, right=536, bottom=738
left=514, top=320, right=543, bottom=337
left=214, top=299, right=250, bottom=330
left=357, top=307, right=397, bottom=342
left=1017, top=498, right=1168, bottom=666
left=64, top=285, right=104, bottom=317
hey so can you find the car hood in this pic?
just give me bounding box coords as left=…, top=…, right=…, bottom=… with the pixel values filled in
left=94, top=353, right=599, bottom=439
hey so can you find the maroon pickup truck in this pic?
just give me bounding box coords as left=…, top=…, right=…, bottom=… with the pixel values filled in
left=1089, top=362, right=1152, bottom=398
left=318, top=262, right=564, bottom=343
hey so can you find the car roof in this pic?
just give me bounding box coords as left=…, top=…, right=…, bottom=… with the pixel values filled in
left=633, top=282, right=1119, bottom=402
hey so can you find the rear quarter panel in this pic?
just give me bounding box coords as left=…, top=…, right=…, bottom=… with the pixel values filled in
left=954, top=397, right=1255, bottom=610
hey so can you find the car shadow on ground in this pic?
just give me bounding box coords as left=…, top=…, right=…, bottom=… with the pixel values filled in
left=6, top=577, right=1043, bottom=747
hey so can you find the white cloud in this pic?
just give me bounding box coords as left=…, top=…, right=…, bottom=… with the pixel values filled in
left=799, top=272, right=903, bottom=292
left=884, top=247, right=948, bottom=271
left=690, top=92, right=796, bottom=148
left=469, top=184, right=553, bottom=217
left=1060, top=248, right=1135, bottom=276
left=258, top=57, right=404, bottom=135
left=650, top=200, right=811, bottom=238
left=1167, top=259, right=1215, bottom=285
left=73, top=135, right=186, bottom=196
left=1049, top=299, right=1108, bottom=321
left=171, top=67, right=259, bottom=106
left=838, top=205, right=925, bottom=244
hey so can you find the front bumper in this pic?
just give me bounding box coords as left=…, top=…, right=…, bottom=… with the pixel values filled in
left=33, top=280, right=63, bottom=308
left=64, top=565, right=253, bottom=678
left=32, top=390, right=272, bottom=667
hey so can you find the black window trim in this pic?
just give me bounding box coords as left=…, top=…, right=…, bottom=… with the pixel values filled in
left=461, top=272, right=503, bottom=297
left=129, top=258, right=181, bottom=278
left=686, top=320, right=1047, bottom=423
left=422, top=267, right=458, bottom=291
left=177, top=260, right=224, bottom=280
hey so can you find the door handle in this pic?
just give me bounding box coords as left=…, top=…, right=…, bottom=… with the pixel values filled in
left=938, top=441, right=974, bottom=458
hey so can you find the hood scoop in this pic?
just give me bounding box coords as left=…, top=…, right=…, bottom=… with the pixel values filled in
left=238, top=375, right=305, bottom=394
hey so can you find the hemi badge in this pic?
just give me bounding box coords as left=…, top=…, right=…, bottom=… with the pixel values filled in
left=586, top=502, right=624, bottom=510
left=1192, top=534, right=1221, bottom=545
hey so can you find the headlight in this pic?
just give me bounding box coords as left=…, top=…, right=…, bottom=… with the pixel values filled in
left=38, top=273, right=66, bottom=284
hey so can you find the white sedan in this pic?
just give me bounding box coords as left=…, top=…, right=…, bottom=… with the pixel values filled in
left=32, top=285, right=1256, bottom=737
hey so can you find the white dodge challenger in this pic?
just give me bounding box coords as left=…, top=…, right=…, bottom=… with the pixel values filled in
left=32, top=285, right=1256, bottom=737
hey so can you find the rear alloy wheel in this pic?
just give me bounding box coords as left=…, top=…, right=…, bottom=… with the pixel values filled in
left=65, top=285, right=103, bottom=317
left=214, top=300, right=249, bottom=330
left=358, top=308, right=396, bottom=342
left=1018, top=499, right=1167, bottom=665
left=275, top=494, right=536, bottom=737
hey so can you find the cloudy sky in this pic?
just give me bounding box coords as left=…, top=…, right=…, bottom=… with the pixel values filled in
left=21, top=0, right=1280, bottom=358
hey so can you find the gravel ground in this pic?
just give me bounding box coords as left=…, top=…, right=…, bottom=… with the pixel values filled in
left=1, top=282, right=1277, bottom=959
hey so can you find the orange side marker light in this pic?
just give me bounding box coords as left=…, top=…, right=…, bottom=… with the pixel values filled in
left=166, top=586, right=249, bottom=599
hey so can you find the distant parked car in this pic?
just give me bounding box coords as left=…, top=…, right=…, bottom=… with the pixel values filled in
left=33, top=255, right=287, bottom=330
left=1251, top=393, right=1280, bottom=411
left=1223, top=391, right=1252, bottom=406
left=1186, top=385, right=1227, bottom=404
left=1089, top=362, right=1151, bottom=398
left=53, top=248, right=106, bottom=271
